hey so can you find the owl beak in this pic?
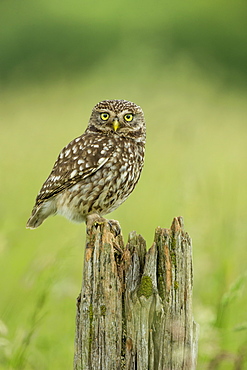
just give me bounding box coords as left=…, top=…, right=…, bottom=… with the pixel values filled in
left=112, top=118, right=120, bottom=132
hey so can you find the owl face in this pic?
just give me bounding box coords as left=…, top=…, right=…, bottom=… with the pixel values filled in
left=88, top=100, right=146, bottom=139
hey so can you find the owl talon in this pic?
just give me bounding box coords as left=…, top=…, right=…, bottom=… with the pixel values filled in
left=86, top=214, right=106, bottom=232
left=108, top=219, right=122, bottom=237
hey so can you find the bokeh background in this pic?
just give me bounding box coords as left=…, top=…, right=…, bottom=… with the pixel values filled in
left=1, top=0, right=247, bottom=368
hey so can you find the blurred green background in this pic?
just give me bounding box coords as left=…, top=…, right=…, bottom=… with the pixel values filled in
left=1, top=0, right=247, bottom=368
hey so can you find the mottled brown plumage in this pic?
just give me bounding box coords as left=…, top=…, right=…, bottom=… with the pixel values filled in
left=26, top=99, right=146, bottom=229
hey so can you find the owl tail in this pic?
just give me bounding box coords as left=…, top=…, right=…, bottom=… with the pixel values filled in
left=26, top=201, right=56, bottom=229
left=26, top=211, right=45, bottom=229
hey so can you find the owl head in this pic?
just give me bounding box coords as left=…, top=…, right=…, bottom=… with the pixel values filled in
left=87, top=99, right=146, bottom=140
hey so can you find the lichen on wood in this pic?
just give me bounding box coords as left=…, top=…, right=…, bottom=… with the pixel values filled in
left=74, top=217, right=199, bottom=370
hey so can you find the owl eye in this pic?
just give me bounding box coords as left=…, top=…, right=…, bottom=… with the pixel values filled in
left=100, top=112, right=110, bottom=121
left=124, top=113, right=133, bottom=122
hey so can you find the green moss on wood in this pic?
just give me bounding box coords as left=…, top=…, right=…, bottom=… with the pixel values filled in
left=171, top=236, right=177, bottom=250
left=157, top=275, right=165, bottom=301
left=157, top=258, right=165, bottom=301
left=170, top=251, right=177, bottom=267
left=137, top=275, right=153, bottom=299
left=89, top=304, right=93, bottom=321
left=100, top=305, right=106, bottom=316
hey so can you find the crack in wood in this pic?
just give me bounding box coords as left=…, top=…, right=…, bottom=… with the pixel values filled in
left=74, top=217, right=199, bottom=370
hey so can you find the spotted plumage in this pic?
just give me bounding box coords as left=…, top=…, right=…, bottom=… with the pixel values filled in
left=26, top=99, right=146, bottom=229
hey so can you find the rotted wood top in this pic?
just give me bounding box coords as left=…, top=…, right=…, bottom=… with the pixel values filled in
left=74, top=217, right=198, bottom=370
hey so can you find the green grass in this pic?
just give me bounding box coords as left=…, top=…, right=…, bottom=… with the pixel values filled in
left=1, top=62, right=247, bottom=368
left=1, top=1, right=247, bottom=368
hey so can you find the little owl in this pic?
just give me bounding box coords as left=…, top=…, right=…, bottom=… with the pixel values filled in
left=26, top=100, right=146, bottom=229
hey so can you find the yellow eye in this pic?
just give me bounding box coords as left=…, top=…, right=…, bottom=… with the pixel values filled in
left=124, top=113, right=133, bottom=122
left=100, top=112, right=110, bottom=121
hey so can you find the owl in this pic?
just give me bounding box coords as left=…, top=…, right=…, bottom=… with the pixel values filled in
left=26, top=100, right=146, bottom=229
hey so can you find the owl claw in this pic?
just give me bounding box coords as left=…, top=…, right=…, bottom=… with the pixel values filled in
left=108, top=219, right=122, bottom=237
left=86, top=214, right=122, bottom=238
left=86, top=213, right=106, bottom=232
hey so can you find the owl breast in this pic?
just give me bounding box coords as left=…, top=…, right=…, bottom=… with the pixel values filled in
left=55, top=137, right=145, bottom=223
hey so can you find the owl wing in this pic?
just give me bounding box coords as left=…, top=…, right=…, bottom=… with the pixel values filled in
left=35, top=133, right=115, bottom=206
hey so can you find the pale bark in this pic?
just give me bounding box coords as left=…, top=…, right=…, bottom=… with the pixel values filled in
left=74, top=217, right=199, bottom=370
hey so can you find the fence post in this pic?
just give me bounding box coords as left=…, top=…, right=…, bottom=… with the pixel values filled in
left=74, top=217, right=199, bottom=370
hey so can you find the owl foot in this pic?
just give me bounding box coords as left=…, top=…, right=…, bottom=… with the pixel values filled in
left=108, top=219, right=121, bottom=237
left=86, top=213, right=106, bottom=232
left=86, top=214, right=122, bottom=235
left=108, top=219, right=124, bottom=254
left=86, top=215, right=123, bottom=253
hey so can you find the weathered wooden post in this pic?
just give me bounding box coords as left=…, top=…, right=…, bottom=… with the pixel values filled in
left=74, top=217, right=199, bottom=370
